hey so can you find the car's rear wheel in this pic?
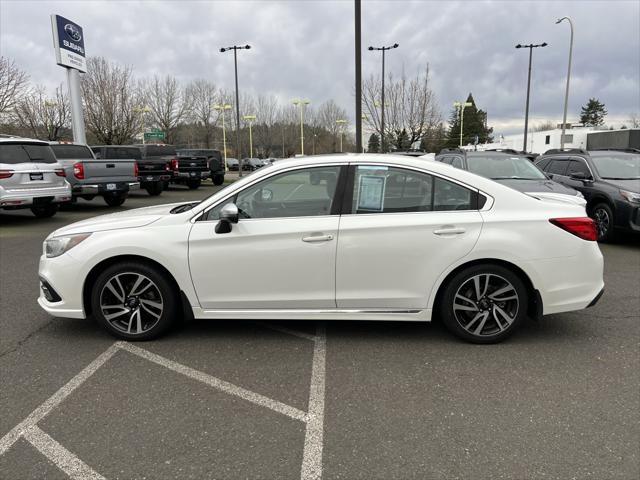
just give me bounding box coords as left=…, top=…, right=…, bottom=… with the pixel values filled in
left=591, top=202, right=615, bottom=242
left=91, top=262, right=177, bottom=340
left=212, top=174, right=224, bottom=186
left=30, top=203, right=58, bottom=218
left=144, top=182, right=163, bottom=196
left=440, top=264, right=528, bottom=344
left=104, top=193, right=127, bottom=207
left=186, top=179, right=201, bottom=189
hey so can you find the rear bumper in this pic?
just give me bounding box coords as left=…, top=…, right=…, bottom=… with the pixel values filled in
left=72, top=182, right=139, bottom=195
left=173, top=171, right=210, bottom=180
left=0, top=185, right=72, bottom=208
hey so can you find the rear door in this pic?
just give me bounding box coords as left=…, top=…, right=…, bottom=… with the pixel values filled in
left=336, top=164, right=483, bottom=309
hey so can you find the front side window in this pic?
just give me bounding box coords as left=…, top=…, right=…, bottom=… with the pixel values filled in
left=547, top=159, right=569, bottom=175
left=451, top=157, right=464, bottom=169
left=207, top=166, right=341, bottom=220
left=351, top=166, right=475, bottom=213
left=567, top=159, right=591, bottom=177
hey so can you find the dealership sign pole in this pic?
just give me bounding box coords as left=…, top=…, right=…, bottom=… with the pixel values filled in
left=50, top=14, right=87, bottom=144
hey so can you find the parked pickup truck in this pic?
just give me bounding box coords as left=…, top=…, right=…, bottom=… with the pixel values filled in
left=131, top=144, right=176, bottom=195
left=91, top=145, right=166, bottom=196
left=49, top=143, right=139, bottom=207
left=175, top=149, right=221, bottom=188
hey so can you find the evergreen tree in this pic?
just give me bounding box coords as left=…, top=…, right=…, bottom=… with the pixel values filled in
left=444, top=93, right=493, bottom=148
left=367, top=133, right=380, bottom=153
left=393, top=128, right=411, bottom=151
left=579, top=98, right=607, bottom=126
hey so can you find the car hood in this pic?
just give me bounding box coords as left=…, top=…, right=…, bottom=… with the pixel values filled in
left=495, top=178, right=578, bottom=195
left=51, top=203, right=186, bottom=237
left=600, top=178, right=640, bottom=192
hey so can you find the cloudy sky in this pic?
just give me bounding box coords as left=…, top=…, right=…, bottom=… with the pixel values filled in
left=1, top=0, right=638, bottom=136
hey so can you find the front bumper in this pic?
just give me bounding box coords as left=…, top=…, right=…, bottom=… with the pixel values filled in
left=0, top=185, right=72, bottom=208
left=38, top=252, right=86, bottom=319
left=72, top=182, right=140, bottom=196
left=614, top=199, right=640, bottom=233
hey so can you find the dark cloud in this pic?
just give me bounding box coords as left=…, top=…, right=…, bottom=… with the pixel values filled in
left=1, top=0, right=638, bottom=135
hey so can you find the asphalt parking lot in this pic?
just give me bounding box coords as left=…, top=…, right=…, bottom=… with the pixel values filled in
left=1, top=181, right=639, bottom=480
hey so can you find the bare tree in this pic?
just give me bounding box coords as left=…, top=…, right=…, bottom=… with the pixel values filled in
left=629, top=113, right=640, bottom=128
left=13, top=84, right=70, bottom=140
left=0, top=57, right=29, bottom=116
left=143, top=74, right=191, bottom=144
left=82, top=57, right=142, bottom=144
left=363, top=65, right=441, bottom=149
left=251, top=94, right=279, bottom=156
left=533, top=121, right=557, bottom=132
left=317, top=99, right=349, bottom=152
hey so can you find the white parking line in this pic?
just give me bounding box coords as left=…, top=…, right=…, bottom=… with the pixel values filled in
left=0, top=342, right=121, bottom=456
left=120, top=342, right=309, bottom=422
left=23, top=426, right=105, bottom=480
left=301, top=323, right=327, bottom=480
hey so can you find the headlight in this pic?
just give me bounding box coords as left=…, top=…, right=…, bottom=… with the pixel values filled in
left=44, top=233, right=92, bottom=258
left=575, top=191, right=584, bottom=199
left=620, top=189, right=640, bottom=204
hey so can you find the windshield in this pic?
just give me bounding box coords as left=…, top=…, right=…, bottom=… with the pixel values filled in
left=466, top=155, right=546, bottom=180
left=50, top=144, right=94, bottom=159
left=591, top=154, right=640, bottom=179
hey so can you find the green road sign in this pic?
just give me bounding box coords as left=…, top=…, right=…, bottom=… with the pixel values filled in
left=144, top=131, right=165, bottom=140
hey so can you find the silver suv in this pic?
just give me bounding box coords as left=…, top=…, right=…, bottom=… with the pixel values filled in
left=0, top=137, right=71, bottom=218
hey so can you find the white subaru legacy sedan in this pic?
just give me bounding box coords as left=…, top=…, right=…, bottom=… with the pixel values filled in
left=38, top=154, right=604, bottom=343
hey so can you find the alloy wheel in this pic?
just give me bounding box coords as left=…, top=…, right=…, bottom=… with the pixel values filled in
left=453, top=273, right=520, bottom=337
left=593, top=208, right=610, bottom=239
left=99, top=272, right=164, bottom=335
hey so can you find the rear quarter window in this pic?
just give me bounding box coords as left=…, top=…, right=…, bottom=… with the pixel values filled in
left=50, top=144, right=94, bottom=160
left=0, top=143, right=57, bottom=164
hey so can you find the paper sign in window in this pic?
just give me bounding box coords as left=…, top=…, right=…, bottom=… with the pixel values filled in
left=357, top=175, right=386, bottom=211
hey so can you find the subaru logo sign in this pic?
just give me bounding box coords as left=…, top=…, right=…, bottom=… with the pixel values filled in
left=64, top=23, right=82, bottom=42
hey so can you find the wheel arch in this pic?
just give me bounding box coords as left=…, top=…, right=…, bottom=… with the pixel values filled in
left=82, top=254, right=193, bottom=320
left=431, top=258, right=542, bottom=321
left=586, top=193, right=615, bottom=214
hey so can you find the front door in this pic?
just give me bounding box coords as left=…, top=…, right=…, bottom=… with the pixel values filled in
left=189, top=165, right=345, bottom=309
left=336, top=165, right=483, bottom=309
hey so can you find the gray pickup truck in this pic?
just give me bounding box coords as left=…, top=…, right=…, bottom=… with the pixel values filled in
left=49, top=143, right=139, bottom=207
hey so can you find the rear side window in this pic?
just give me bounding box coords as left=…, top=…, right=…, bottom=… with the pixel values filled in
left=535, top=158, right=551, bottom=170
left=50, top=144, right=94, bottom=160
left=0, top=144, right=57, bottom=164
left=547, top=159, right=569, bottom=175
left=105, top=147, right=141, bottom=160
left=433, top=177, right=474, bottom=211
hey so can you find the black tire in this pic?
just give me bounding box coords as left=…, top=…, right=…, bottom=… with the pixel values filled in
left=82, top=195, right=95, bottom=201
left=212, top=174, right=224, bottom=186
left=91, top=262, right=178, bottom=341
left=590, top=202, right=615, bottom=242
left=30, top=203, right=58, bottom=218
left=186, top=179, right=201, bottom=190
left=439, top=264, right=528, bottom=344
left=104, top=193, right=127, bottom=207
left=144, top=182, right=163, bottom=196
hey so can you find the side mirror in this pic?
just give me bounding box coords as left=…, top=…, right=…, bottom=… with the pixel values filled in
left=215, top=203, right=239, bottom=234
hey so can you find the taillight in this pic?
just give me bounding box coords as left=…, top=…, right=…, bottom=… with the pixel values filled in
left=134, top=162, right=139, bottom=177
left=549, top=217, right=597, bottom=241
left=0, top=169, right=14, bottom=179
left=55, top=168, right=66, bottom=177
left=170, top=158, right=179, bottom=171
left=73, top=162, right=85, bottom=179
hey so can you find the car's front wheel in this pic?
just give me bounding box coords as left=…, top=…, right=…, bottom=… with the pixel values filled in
left=91, top=262, right=177, bottom=340
left=591, top=202, right=615, bottom=242
left=440, top=264, right=528, bottom=344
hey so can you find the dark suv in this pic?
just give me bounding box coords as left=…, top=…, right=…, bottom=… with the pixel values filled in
left=435, top=148, right=581, bottom=198
left=535, top=149, right=640, bottom=241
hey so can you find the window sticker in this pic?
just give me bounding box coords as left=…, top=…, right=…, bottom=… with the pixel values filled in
left=357, top=175, right=386, bottom=211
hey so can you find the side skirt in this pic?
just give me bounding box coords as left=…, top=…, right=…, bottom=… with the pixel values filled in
left=191, top=307, right=432, bottom=322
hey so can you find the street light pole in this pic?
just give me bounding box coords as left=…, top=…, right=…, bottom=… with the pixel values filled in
left=361, top=114, right=368, bottom=153
left=556, top=17, right=574, bottom=149
left=516, top=42, right=547, bottom=152
left=214, top=104, right=232, bottom=171
left=368, top=43, right=399, bottom=153
left=220, top=44, right=251, bottom=176
left=336, top=119, right=347, bottom=152
left=453, top=101, right=472, bottom=147
left=133, top=105, right=150, bottom=145
left=243, top=114, right=256, bottom=157
left=293, top=99, right=310, bottom=155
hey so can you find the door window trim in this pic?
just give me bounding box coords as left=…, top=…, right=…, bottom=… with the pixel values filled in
left=566, top=156, right=595, bottom=179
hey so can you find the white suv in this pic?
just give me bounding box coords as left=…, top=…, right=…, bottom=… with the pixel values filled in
left=0, top=137, right=72, bottom=218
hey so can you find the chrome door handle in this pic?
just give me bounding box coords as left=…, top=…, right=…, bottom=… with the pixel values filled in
left=302, top=234, right=334, bottom=243
left=434, top=227, right=466, bottom=236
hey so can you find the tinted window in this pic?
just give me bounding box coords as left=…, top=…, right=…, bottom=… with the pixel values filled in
left=466, top=154, right=545, bottom=179
left=439, top=156, right=453, bottom=165
left=50, top=144, right=94, bottom=160
left=535, top=158, right=551, bottom=170
left=0, top=143, right=56, bottom=164
left=433, top=177, right=474, bottom=211
left=547, top=159, right=569, bottom=175
left=105, top=147, right=141, bottom=160
left=567, top=159, right=591, bottom=177
left=208, top=166, right=341, bottom=220
left=545, top=135, right=550, bottom=145
left=451, top=157, right=464, bottom=169
left=352, top=166, right=433, bottom=213
left=144, top=145, right=176, bottom=156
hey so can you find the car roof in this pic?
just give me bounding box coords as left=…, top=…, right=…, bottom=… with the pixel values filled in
left=0, top=136, right=49, bottom=145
